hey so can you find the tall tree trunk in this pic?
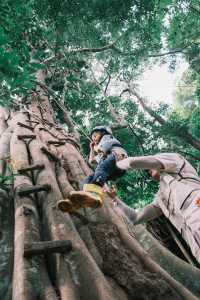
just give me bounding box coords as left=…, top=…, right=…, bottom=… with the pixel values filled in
left=0, top=86, right=199, bottom=299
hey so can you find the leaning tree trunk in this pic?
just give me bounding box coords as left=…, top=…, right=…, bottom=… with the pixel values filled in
left=0, top=88, right=199, bottom=299
left=129, top=87, right=200, bottom=151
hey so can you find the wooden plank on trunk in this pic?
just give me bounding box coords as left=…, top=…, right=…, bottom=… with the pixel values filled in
left=25, top=120, right=39, bottom=125
left=18, top=184, right=51, bottom=196
left=41, top=146, right=60, bottom=162
left=11, top=122, right=58, bottom=300
left=59, top=138, right=80, bottom=149
left=18, top=163, right=45, bottom=174
left=24, top=240, right=72, bottom=257
left=48, top=140, right=66, bottom=145
left=17, top=122, right=34, bottom=131
left=18, top=134, right=36, bottom=140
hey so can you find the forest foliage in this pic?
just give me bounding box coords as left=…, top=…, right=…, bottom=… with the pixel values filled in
left=0, top=0, right=200, bottom=207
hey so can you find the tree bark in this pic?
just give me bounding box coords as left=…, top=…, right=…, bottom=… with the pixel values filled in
left=11, top=116, right=57, bottom=300
left=0, top=87, right=199, bottom=299
left=135, top=224, right=200, bottom=298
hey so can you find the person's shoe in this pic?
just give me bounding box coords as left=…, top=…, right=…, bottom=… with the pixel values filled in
left=57, top=198, right=75, bottom=213
left=69, top=184, right=103, bottom=209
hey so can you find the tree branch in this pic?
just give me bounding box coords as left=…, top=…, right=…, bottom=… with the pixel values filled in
left=68, top=41, right=117, bottom=54
left=128, top=87, right=166, bottom=125
left=110, top=124, right=128, bottom=130
left=190, top=4, right=200, bottom=15
left=104, top=74, right=111, bottom=95
left=89, top=66, right=145, bottom=152
left=147, top=49, right=184, bottom=57
left=119, top=88, right=130, bottom=97
left=89, top=65, right=120, bottom=121
left=43, top=40, right=119, bottom=64
left=128, top=86, right=200, bottom=151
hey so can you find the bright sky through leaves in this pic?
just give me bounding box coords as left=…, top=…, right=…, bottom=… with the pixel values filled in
left=139, top=60, right=189, bottom=104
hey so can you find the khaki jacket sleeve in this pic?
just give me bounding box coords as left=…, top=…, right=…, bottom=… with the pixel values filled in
left=116, top=199, right=137, bottom=223
left=151, top=153, right=183, bottom=173
left=134, top=203, right=163, bottom=225
left=117, top=199, right=162, bottom=225
left=117, top=155, right=164, bottom=170
left=129, top=156, right=164, bottom=170
left=117, top=153, right=183, bottom=172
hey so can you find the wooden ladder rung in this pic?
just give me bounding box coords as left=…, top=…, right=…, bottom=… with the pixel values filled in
left=55, top=127, right=63, bottom=131
left=24, top=240, right=72, bottom=257
left=59, top=138, right=80, bottom=149
left=18, top=184, right=51, bottom=196
left=18, top=134, right=36, bottom=140
left=18, top=164, right=45, bottom=174
left=41, top=147, right=60, bottom=162
left=17, top=122, right=34, bottom=131
left=25, top=120, right=39, bottom=124
left=48, top=140, right=66, bottom=145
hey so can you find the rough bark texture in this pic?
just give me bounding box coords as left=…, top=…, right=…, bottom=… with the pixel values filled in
left=135, top=224, right=200, bottom=298
left=0, top=94, right=199, bottom=300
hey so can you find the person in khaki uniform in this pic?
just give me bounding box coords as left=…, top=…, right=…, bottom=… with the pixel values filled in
left=116, top=153, right=200, bottom=264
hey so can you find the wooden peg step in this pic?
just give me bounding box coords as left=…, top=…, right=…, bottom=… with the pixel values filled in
left=59, top=138, right=80, bottom=149
left=17, top=122, right=34, bottom=131
left=25, top=120, right=39, bottom=125
left=41, top=146, right=60, bottom=162
left=24, top=240, right=72, bottom=257
left=18, top=164, right=45, bottom=174
left=18, top=184, right=51, bottom=197
left=55, top=127, right=63, bottom=131
left=48, top=140, right=66, bottom=145
left=18, top=134, right=36, bottom=140
left=22, top=111, right=30, bottom=115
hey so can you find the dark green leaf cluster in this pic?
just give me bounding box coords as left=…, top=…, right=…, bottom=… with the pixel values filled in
left=0, top=0, right=200, bottom=207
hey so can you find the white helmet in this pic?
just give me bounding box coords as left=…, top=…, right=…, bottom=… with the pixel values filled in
left=90, top=126, right=112, bottom=136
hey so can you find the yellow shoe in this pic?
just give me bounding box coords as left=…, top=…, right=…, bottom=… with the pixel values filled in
left=69, top=184, right=104, bottom=209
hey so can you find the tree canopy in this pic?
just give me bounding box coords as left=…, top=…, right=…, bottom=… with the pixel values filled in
left=0, top=0, right=200, bottom=207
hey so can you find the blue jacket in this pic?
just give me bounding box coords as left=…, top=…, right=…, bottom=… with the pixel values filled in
left=95, top=134, right=127, bottom=160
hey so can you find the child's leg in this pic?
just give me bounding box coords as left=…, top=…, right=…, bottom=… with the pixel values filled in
left=91, top=154, right=117, bottom=186
left=66, top=155, right=116, bottom=210
left=83, top=173, right=95, bottom=184
left=108, top=164, right=126, bottom=181
left=57, top=173, right=95, bottom=212
left=58, top=154, right=122, bottom=212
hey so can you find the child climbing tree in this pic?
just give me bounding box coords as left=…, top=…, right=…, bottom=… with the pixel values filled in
left=1, top=0, right=200, bottom=299
left=0, top=70, right=199, bottom=300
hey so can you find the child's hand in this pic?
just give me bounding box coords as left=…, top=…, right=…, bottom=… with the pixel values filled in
left=112, top=151, right=126, bottom=162
left=103, top=185, right=117, bottom=198
left=89, top=141, right=95, bottom=150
